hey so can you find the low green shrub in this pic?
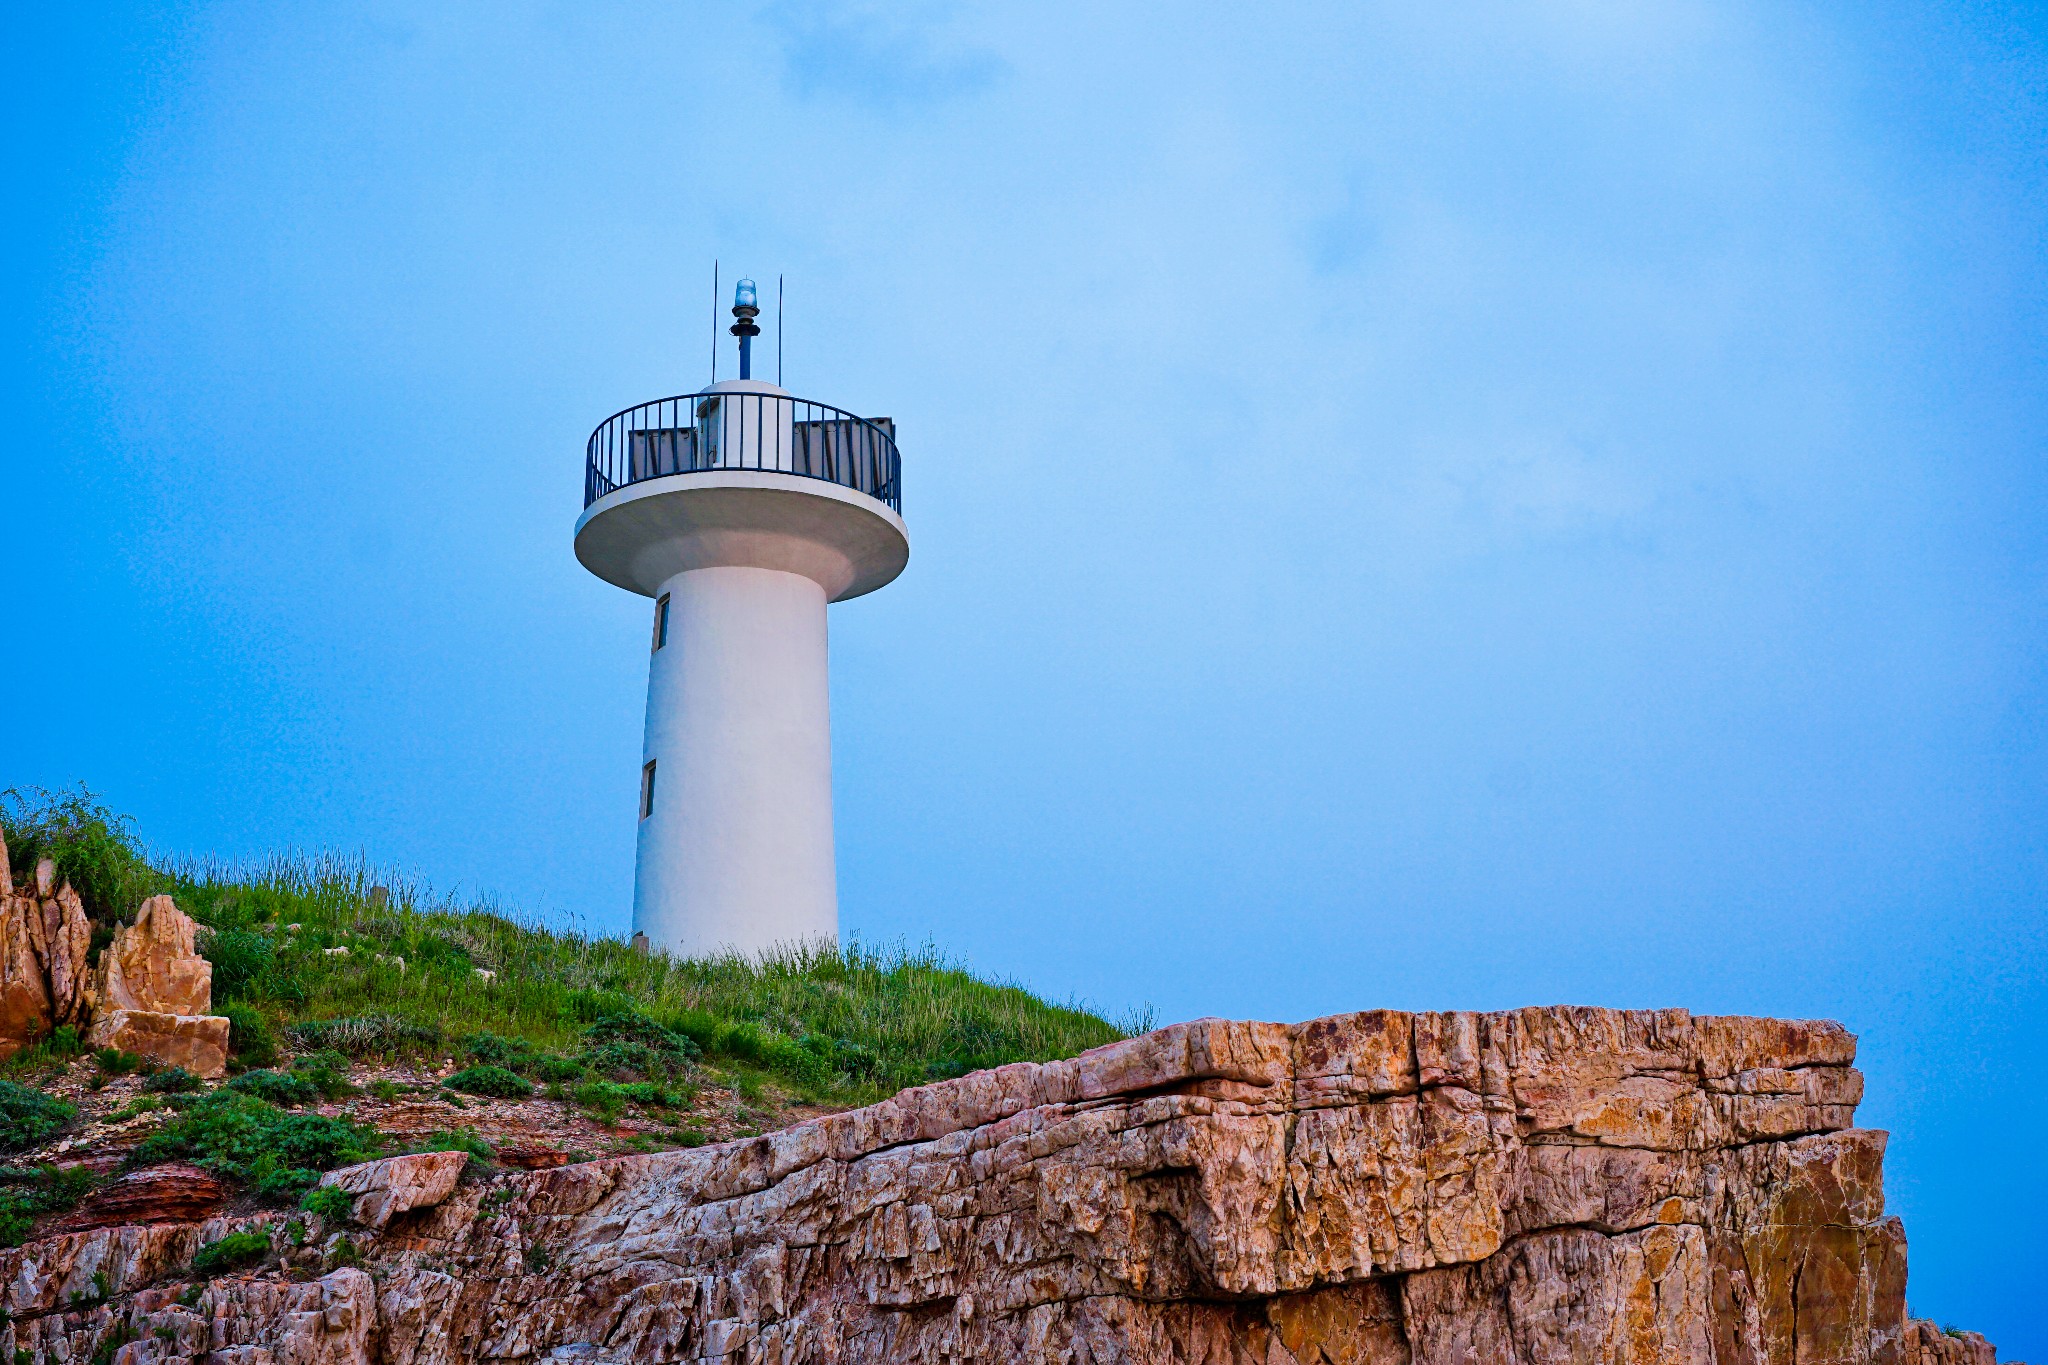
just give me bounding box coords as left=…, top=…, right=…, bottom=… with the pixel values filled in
left=191, top=1231, right=270, bottom=1277
left=290, top=1050, right=355, bottom=1100
left=584, top=1012, right=701, bottom=1058
left=144, top=1067, right=201, bottom=1094
left=580, top=1040, right=661, bottom=1080
left=92, top=1048, right=144, bottom=1078
left=0, top=1165, right=95, bottom=1246
left=444, top=1066, right=530, bottom=1100
left=228, top=1070, right=319, bottom=1107
left=298, top=1185, right=353, bottom=1221
left=133, top=1091, right=379, bottom=1199
left=530, top=1054, right=584, bottom=1083
left=579, top=1013, right=699, bottom=1083
left=615, top=1081, right=679, bottom=1108
left=571, top=1077, right=686, bottom=1118
left=570, top=1080, right=626, bottom=1125
left=463, top=1033, right=533, bottom=1070
left=0, top=1082, right=74, bottom=1153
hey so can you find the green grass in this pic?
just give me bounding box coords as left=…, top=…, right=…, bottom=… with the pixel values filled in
left=2, top=787, right=1146, bottom=1105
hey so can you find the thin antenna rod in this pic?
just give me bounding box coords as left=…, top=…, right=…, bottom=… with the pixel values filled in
left=777, top=275, right=784, bottom=386
left=711, top=260, right=719, bottom=384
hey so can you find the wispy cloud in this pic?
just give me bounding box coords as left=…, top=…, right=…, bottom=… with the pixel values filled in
left=767, top=2, right=1005, bottom=111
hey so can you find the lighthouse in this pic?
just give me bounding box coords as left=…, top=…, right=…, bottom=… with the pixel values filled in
left=573, top=279, right=908, bottom=958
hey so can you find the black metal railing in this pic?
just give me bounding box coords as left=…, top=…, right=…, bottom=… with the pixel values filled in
left=584, top=390, right=900, bottom=512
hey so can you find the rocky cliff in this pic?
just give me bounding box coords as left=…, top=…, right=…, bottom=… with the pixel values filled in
left=0, top=1007, right=2013, bottom=1364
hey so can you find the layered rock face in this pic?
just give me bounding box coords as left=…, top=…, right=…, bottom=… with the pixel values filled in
left=0, top=1006, right=2013, bottom=1364
left=0, top=835, right=230, bottom=1076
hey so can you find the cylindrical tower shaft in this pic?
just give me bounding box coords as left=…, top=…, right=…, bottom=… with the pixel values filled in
left=636, top=564, right=835, bottom=957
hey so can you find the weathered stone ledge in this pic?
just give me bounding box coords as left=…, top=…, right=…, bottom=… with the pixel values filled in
left=0, top=1005, right=2017, bottom=1364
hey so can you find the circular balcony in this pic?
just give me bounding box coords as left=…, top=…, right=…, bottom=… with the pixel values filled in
left=576, top=382, right=908, bottom=602
left=584, top=388, right=900, bottom=512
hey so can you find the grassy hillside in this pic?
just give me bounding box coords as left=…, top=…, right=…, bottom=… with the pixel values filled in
left=0, top=786, right=1142, bottom=1105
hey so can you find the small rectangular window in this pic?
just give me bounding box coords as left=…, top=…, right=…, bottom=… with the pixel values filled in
left=640, top=760, right=657, bottom=819
left=652, top=594, right=671, bottom=650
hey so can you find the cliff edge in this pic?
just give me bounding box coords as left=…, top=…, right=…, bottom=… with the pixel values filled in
left=0, top=1006, right=2014, bottom=1364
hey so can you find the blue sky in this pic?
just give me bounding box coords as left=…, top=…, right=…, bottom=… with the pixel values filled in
left=6, top=2, right=2044, bottom=1348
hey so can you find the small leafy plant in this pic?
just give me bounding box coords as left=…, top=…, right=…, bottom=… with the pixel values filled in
left=570, top=1081, right=626, bottom=1125
left=228, top=1070, right=320, bottom=1107
left=191, top=1231, right=271, bottom=1277
left=144, top=1067, right=202, bottom=1095
left=299, top=1184, right=354, bottom=1221
left=444, top=1066, right=531, bottom=1100
left=290, top=1050, right=356, bottom=1099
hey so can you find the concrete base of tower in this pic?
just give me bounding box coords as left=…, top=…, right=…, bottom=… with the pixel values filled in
left=632, top=564, right=837, bottom=959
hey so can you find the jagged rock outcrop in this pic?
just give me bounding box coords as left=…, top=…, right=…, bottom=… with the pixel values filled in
left=0, top=844, right=96, bottom=1056
left=1905, top=1321, right=2003, bottom=1365
left=0, top=1006, right=2018, bottom=1364
left=0, top=839, right=230, bottom=1074
left=94, top=894, right=213, bottom=1017
left=0, top=855, right=96, bottom=1055
left=84, top=893, right=232, bottom=1078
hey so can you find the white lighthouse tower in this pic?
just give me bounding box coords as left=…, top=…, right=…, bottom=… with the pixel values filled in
left=573, top=279, right=908, bottom=958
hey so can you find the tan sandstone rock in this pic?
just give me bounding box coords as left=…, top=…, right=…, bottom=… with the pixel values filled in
left=0, top=883, right=53, bottom=1057
left=0, top=834, right=94, bottom=1057
left=85, top=1008, right=230, bottom=1078
left=81, top=892, right=233, bottom=1076
left=95, top=893, right=213, bottom=1015
left=1904, top=1319, right=2002, bottom=1365
left=41, top=880, right=93, bottom=1028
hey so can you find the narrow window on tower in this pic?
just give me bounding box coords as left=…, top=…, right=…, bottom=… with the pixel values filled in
left=640, top=760, right=657, bottom=819
left=652, top=594, right=671, bottom=650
